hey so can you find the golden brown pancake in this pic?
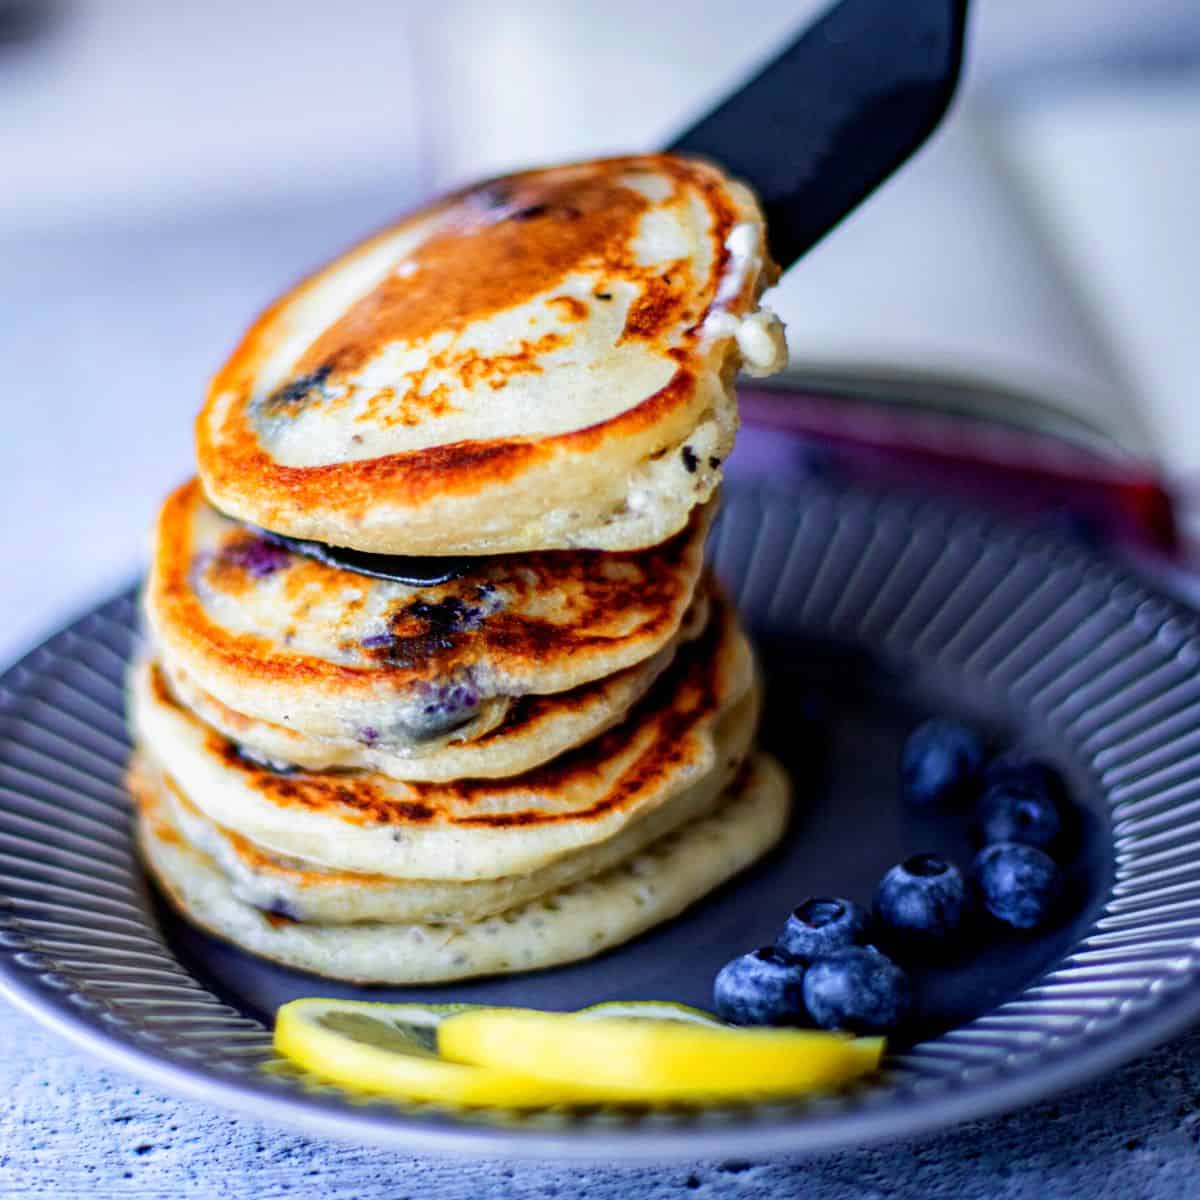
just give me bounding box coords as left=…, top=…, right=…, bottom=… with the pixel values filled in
left=129, top=598, right=757, bottom=881
left=159, top=589, right=711, bottom=781
left=127, top=724, right=746, bottom=926
left=144, top=478, right=710, bottom=751
left=195, top=154, right=785, bottom=556
left=134, top=753, right=790, bottom=984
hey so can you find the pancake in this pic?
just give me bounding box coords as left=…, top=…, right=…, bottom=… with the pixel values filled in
left=135, top=752, right=789, bottom=984
left=195, top=154, right=786, bottom=557
left=145, top=478, right=710, bottom=752
left=160, top=589, right=710, bottom=781
left=127, top=684, right=750, bottom=926
left=129, top=599, right=756, bottom=881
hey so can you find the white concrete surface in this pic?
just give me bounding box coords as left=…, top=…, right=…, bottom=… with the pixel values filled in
left=3, top=994, right=1200, bottom=1197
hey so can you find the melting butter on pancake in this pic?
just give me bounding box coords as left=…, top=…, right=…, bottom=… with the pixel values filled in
left=129, top=597, right=755, bottom=881
left=145, top=478, right=710, bottom=751
left=134, top=753, right=789, bottom=984
left=196, top=155, right=786, bottom=557
left=160, top=588, right=711, bottom=781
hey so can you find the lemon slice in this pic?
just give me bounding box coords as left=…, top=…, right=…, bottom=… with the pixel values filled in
left=576, top=1001, right=724, bottom=1027
left=439, top=1009, right=884, bottom=1102
left=273, top=998, right=579, bottom=1107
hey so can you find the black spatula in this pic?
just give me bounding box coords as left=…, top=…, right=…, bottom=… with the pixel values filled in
left=308, top=0, right=969, bottom=585
left=668, top=0, right=969, bottom=271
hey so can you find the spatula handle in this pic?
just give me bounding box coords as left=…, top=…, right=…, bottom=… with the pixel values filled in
left=668, top=0, right=969, bottom=271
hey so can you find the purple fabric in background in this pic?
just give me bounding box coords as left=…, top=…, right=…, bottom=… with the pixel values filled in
left=730, top=388, right=1178, bottom=557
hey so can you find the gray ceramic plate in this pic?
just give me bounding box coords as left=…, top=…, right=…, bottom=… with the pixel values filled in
left=1, top=481, right=1199, bottom=1161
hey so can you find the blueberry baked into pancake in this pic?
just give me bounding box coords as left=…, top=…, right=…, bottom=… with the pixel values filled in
left=130, top=152, right=792, bottom=983
left=144, top=478, right=712, bottom=770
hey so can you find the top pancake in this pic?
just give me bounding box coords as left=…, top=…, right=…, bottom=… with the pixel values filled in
left=196, top=154, right=785, bottom=556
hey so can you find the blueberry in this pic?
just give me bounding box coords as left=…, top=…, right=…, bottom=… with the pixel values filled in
left=714, top=947, right=807, bottom=1027
left=777, top=897, right=869, bottom=961
left=901, top=718, right=984, bottom=807
left=873, top=854, right=968, bottom=958
left=976, top=779, right=1061, bottom=851
left=220, top=535, right=292, bottom=579
left=971, top=842, right=1063, bottom=930
left=802, top=946, right=913, bottom=1034
left=405, top=597, right=476, bottom=633
left=256, top=364, right=333, bottom=420
left=983, top=751, right=1067, bottom=804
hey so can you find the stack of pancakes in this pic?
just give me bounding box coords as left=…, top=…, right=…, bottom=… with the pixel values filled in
left=128, top=154, right=792, bottom=984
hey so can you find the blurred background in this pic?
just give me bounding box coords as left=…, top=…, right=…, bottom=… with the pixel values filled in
left=0, top=0, right=1197, bottom=664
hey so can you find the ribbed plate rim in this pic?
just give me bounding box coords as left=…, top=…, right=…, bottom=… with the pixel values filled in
left=1, top=480, right=1199, bottom=1160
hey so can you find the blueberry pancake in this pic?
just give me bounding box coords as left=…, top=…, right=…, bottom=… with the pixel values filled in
left=160, top=588, right=711, bottom=782
left=129, top=598, right=756, bottom=882
left=196, top=154, right=786, bottom=557
left=145, top=479, right=711, bottom=756
left=127, top=699, right=747, bottom=927
left=133, top=752, right=789, bottom=984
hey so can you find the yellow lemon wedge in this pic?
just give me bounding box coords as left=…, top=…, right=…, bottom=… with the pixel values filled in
left=575, top=1000, right=725, bottom=1027
left=273, top=999, right=580, bottom=1108
left=438, top=1009, right=884, bottom=1102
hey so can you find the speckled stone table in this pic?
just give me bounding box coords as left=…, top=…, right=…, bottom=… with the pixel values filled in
left=2, top=998, right=1198, bottom=1197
